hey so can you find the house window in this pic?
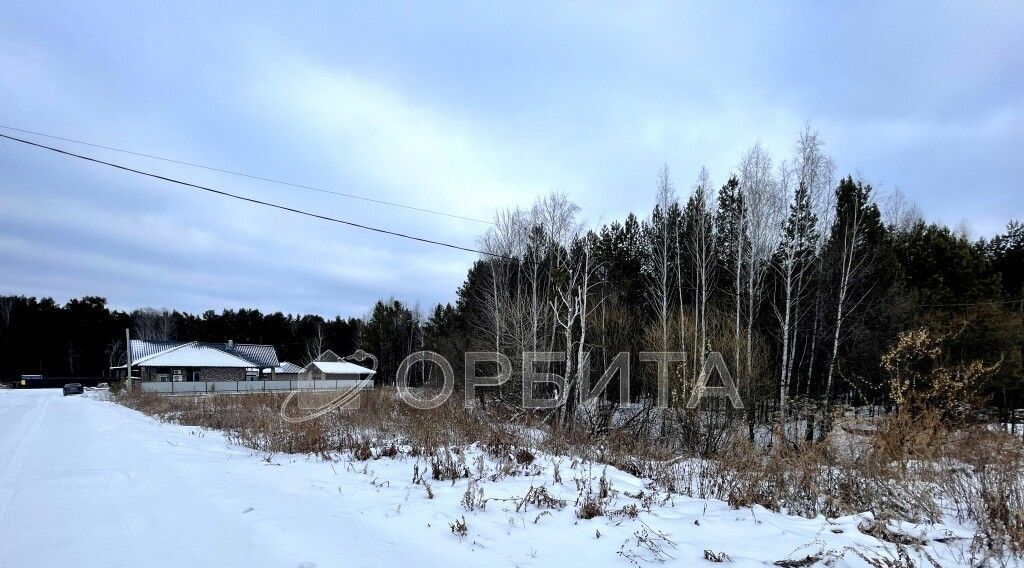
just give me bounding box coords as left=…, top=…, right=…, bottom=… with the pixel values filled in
left=245, top=368, right=258, bottom=381
left=156, top=373, right=169, bottom=382
left=192, top=371, right=203, bottom=382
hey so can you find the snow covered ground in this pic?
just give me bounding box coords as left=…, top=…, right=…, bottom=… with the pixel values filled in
left=0, top=389, right=992, bottom=567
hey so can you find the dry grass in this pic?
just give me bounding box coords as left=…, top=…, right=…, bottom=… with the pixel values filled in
left=118, top=389, right=527, bottom=457
left=669, top=407, right=1024, bottom=559
left=117, top=388, right=1024, bottom=558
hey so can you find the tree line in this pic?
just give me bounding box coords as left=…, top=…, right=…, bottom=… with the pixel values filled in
left=1, top=127, right=1021, bottom=421
left=0, top=299, right=359, bottom=378
left=421, top=127, right=1023, bottom=426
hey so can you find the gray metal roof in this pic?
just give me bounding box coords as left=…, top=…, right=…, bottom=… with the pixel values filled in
left=229, top=343, right=280, bottom=367
left=130, top=340, right=181, bottom=362
left=277, top=362, right=303, bottom=374
left=127, top=339, right=279, bottom=368
left=262, top=361, right=303, bottom=375
left=133, top=342, right=257, bottom=368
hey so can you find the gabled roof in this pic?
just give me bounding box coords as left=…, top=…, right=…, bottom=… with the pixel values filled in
left=125, top=339, right=279, bottom=368
left=303, top=361, right=375, bottom=375
left=313, top=349, right=343, bottom=362
left=263, top=362, right=303, bottom=374
left=134, top=342, right=256, bottom=368
left=130, top=340, right=181, bottom=361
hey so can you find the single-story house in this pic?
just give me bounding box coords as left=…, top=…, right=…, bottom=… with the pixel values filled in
left=114, top=342, right=376, bottom=394
left=300, top=350, right=375, bottom=381
left=114, top=339, right=280, bottom=384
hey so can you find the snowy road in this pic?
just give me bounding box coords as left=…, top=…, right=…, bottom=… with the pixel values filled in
left=0, top=389, right=446, bottom=568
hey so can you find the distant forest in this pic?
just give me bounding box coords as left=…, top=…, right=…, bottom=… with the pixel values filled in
left=0, top=298, right=366, bottom=379
left=1, top=129, right=1022, bottom=411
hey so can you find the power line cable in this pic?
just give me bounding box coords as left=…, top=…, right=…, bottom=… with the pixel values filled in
left=915, top=298, right=1023, bottom=308
left=0, top=124, right=494, bottom=225
left=0, top=132, right=500, bottom=258
left=4, top=132, right=1016, bottom=303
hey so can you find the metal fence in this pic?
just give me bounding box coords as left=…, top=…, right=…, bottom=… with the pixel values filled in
left=138, top=379, right=373, bottom=395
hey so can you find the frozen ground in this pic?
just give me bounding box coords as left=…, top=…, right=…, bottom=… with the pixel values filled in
left=0, top=389, right=991, bottom=567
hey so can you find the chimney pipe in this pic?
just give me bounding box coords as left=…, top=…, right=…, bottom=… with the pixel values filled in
left=227, top=340, right=234, bottom=350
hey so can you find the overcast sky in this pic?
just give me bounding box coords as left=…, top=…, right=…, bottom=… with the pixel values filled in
left=1, top=2, right=1022, bottom=317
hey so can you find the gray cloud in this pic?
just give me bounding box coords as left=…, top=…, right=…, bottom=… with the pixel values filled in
left=1, top=2, right=1022, bottom=316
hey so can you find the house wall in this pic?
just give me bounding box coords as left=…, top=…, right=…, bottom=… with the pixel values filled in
left=140, top=378, right=374, bottom=394
left=325, top=373, right=369, bottom=381
left=300, top=370, right=369, bottom=381
left=199, top=368, right=249, bottom=381
left=142, top=367, right=250, bottom=381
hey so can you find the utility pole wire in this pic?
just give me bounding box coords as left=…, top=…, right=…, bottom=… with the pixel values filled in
left=8, top=130, right=1007, bottom=300
left=0, top=132, right=502, bottom=258
left=0, top=124, right=494, bottom=225
left=916, top=299, right=1024, bottom=308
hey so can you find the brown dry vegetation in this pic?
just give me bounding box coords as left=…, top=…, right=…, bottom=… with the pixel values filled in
left=116, top=388, right=1024, bottom=561
left=671, top=408, right=1024, bottom=560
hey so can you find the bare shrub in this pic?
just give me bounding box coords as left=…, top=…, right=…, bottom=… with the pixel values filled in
left=576, top=493, right=604, bottom=520
left=704, top=549, right=732, bottom=562
left=461, top=479, right=485, bottom=511
left=515, top=447, right=536, bottom=465
left=883, top=324, right=999, bottom=418
left=617, top=522, right=677, bottom=564
left=430, top=449, right=469, bottom=483
left=353, top=440, right=372, bottom=461
left=598, top=469, right=612, bottom=499
left=449, top=516, right=468, bottom=540
left=609, top=504, right=639, bottom=519
left=574, top=467, right=613, bottom=519
left=773, top=556, right=820, bottom=567
left=517, top=485, right=566, bottom=512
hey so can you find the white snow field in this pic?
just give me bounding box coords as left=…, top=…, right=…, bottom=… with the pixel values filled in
left=0, top=389, right=987, bottom=567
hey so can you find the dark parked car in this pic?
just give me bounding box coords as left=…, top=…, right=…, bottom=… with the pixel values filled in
left=63, top=383, right=84, bottom=396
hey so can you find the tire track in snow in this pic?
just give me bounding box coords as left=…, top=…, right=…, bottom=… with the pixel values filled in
left=0, top=394, right=29, bottom=422
left=0, top=396, right=38, bottom=474
left=0, top=394, right=50, bottom=524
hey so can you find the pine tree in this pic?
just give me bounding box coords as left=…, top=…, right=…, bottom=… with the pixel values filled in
left=716, top=175, right=746, bottom=382
left=987, top=220, right=1024, bottom=305
left=895, top=223, right=1002, bottom=305
left=821, top=176, right=890, bottom=403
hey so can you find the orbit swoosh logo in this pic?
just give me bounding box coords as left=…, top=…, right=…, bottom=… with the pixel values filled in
left=279, top=350, right=378, bottom=423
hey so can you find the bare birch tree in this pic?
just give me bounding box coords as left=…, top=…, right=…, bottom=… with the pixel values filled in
left=685, top=167, right=716, bottom=382
left=738, top=144, right=784, bottom=397
left=0, top=296, right=13, bottom=328
left=305, top=321, right=326, bottom=363
left=773, top=126, right=834, bottom=410
left=480, top=207, right=527, bottom=364
left=649, top=165, right=676, bottom=354
left=552, top=238, right=599, bottom=425
left=880, top=185, right=923, bottom=234
left=132, top=307, right=176, bottom=341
